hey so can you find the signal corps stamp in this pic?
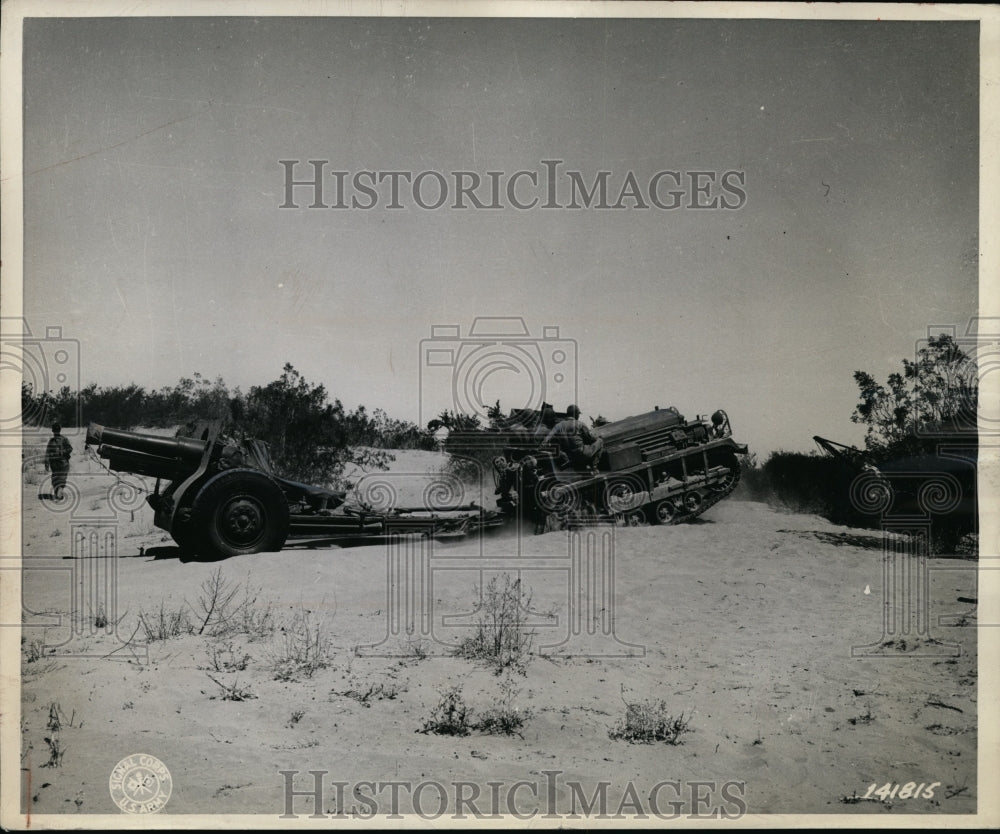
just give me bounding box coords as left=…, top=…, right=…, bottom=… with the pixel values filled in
left=108, top=753, right=172, bottom=814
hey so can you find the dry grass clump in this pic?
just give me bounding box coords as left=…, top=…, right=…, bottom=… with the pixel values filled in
left=270, top=610, right=335, bottom=681
left=609, top=688, right=690, bottom=745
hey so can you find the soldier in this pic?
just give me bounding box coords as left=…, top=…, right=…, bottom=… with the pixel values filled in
left=543, top=404, right=605, bottom=470
left=532, top=405, right=558, bottom=443
left=45, top=422, right=73, bottom=499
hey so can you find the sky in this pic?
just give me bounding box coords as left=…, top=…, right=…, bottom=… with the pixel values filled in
left=17, top=13, right=980, bottom=455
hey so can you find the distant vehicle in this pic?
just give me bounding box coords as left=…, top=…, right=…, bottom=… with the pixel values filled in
left=813, top=434, right=977, bottom=525
left=86, top=422, right=503, bottom=559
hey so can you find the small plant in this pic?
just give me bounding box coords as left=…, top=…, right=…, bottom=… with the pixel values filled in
left=401, top=636, right=429, bottom=660
left=193, top=567, right=241, bottom=635
left=93, top=604, right=108, bottom=629
left=331, top=681, right=400, bottom=707
left=270, top=610, right=335, bottom=681
left=205, top=673, right=257, bottom=701
left=233, top=591, right=277, bottom=640
left=418, top=686, right=471, bottom=736
left=455, top=573, right=535, bottom=674
left=138, top=602, right=193, bottom=641
left=215, top=577, right=277, bottom=640
left=286, top=710, right=305, bottom=728
left=24, top=638, right=46, bottom=663
left=41, top=735, right=65, bottom=768
left=40, top=703, right=68, bottom=767
left=474, top=676, right=531, bottom=737
left=206, top=642, right=251, bottom=672
left=609, top=687, right=691, bottom=744
left=848, top=701, right=875, bottom=726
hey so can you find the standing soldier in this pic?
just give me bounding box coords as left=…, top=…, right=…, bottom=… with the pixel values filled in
left=45, top=422, right=73, bottom=499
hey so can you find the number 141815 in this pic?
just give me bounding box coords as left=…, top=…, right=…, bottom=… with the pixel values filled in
left=863, top=782, right=940, bottom=801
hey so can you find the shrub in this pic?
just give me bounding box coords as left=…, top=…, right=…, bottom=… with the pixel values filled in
left=271, top=610, right=335, bottom=681
left=455, top=574, right=535, bottom=674
left=205, top=642, right=251, bottom=672
left=609, top=688, right=690, bottom=744
left=474, top=676, right=530, bottom=737
left=191, top=570, right=276, bottom=640
left=205, top=673, right=257, bottom=701
left=418, top=686, right=472, bottom=736
left=137, top=603, right=193, bottom=642
left=23, top=638, right=46, bottom=663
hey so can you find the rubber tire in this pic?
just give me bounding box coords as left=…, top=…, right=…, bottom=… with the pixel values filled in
left=189, top=469, right=290, bottom=559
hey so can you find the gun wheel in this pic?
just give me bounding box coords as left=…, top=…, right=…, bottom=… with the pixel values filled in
left=190, top=469, right=290, bottom=558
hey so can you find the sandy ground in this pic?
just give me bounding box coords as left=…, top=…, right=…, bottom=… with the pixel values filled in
left=16, top=431, right=979, bottom=822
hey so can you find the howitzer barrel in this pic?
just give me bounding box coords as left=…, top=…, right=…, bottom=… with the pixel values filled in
left=86, top=423, right=209, bottom=464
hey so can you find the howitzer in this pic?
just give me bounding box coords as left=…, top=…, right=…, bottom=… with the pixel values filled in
left=86, top=424, right=223, bottom=480
left=86, top=422, right=503, bottom=559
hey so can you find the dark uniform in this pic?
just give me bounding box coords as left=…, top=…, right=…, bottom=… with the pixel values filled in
left=45, top=423, right=73, bottom=499
left=543, top=405, right=604, bottom=469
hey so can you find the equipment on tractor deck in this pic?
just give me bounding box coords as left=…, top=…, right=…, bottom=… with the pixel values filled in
left=86, top=422, right=503, bottom=560
left=492, top=405, right=748, bottom=532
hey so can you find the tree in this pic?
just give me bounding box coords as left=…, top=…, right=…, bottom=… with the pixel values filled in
left=851, top=334, right=977, bottom=454
left=231, top=363, right=391, bottom=486
left=427, top=409, right=482, bottom=433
